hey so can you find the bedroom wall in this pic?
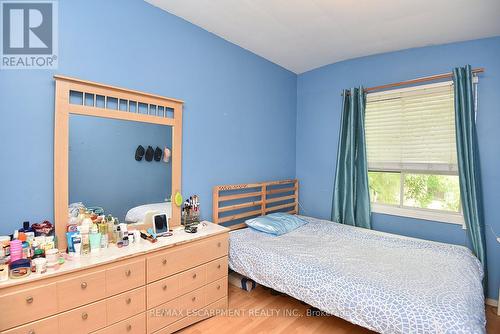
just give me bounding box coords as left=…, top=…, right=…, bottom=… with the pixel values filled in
left=0, top=0, right=296, bottom=233
left=296, top=36, right=500, bottom=300
left=69, top=115, right=172, bottom=222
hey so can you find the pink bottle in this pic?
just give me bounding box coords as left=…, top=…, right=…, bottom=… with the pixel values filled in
left=9, top=240, right=22, bottom=262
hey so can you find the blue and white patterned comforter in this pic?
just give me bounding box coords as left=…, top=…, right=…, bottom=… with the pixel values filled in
left=229, top=216, right=485, bottom=334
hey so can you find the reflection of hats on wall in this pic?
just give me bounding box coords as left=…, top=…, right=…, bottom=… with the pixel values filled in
left=145, top=146, right=154, bottom=162
left=135, top=145, right=145, bottom=161
left=154, top=147, right=163, bottom=162
left=163, top=147, right=171, bottom=163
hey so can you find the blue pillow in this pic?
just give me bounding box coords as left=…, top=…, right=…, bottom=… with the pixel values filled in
left=245, top=213, right=308, bottom=236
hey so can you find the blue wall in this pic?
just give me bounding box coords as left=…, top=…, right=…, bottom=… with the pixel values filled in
left=0, top=0, right=498, bottom=301
left=69, top=115, right=172, bottom=222
left=0, top=0, right=296, bottom=233
left=296, top=36, right=500, bottom=299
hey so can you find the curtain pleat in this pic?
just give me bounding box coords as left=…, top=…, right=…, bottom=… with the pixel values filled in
left=331, top=87, right=371, bottom=229
left=453, top=65, right=487, bottom=286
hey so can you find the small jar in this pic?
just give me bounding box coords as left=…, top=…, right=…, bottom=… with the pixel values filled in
left=9, top=259, right=31, bottom=279
left=32, top=258, right=47, bottom=274
left=0, top=236, right=10, bottom=258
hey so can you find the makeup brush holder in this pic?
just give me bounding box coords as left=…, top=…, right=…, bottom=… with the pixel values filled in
left=182, top=211, right=200, bottom=226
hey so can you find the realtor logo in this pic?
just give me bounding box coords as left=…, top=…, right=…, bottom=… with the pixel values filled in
left=1, top=1, right=58, bottom=69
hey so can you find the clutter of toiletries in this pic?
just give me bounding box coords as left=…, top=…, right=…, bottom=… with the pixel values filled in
left=0, top=220, right=57, bottom=282
left=0, top=203, right=142, bottom=283
left=0, top=196, right=205, bottom=283
left=66, top=202, right=141, bottom=256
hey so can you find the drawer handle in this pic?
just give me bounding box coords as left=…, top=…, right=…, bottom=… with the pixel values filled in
left=192, top=273, right=197, bottom=279
left=81, top=281, right=88, bottom=289
left=217, top=264, right=221, bottom=269
left=81, top=312, right=88, bottom=320
left=126, top=324, right=132, bottom=331
left=126, top=297, right=132, bottom=304
left=162, top=258, right=167, bottom=265
left=26, top=296, right=34, bottom=304
left=125, top=269, right=132, bottom=277
left=217, top=242, right=221, bottom=247
left=192, top=296, right=196, bottom=302
left=28, top=330, right=35, bottom=334
left=217, top=285, right=221, bottom=290
left=162, top=284, right=168, bottom=291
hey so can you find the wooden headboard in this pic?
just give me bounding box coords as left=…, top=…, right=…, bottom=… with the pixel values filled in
left=212, top=179, right=298, bottom=230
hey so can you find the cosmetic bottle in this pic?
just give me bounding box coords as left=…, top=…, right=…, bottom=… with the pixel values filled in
left=19, top=221, right=33, bottom=233
left=106, top=216, right=115, bottom=243
left=89, top=224, right=101, bottom=254
left=21, top=242, right=30, bottom=259
left=100, top=234, right=108, bottom=249
left=79, top=225, right=90, bottom=255
left=71, top=234, right=81, bottom=256
left=115, top=226, right=122, bottom=244
left=119, top=223, right=128, bottom=240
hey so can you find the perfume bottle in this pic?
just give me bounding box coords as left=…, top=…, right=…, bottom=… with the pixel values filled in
left=79, top=225, right=90, bottom=255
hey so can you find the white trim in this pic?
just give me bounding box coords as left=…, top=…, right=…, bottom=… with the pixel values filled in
left=367, top=80, right=453, bottom=97
left=485, top=298, right=497, bottom=307
left=486, top=297, right=498, bottom=310
left=372, top=203, right=465, bottom=226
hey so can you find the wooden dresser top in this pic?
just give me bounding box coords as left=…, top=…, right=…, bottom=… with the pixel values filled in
left=0, top=221, right=228, bottom=289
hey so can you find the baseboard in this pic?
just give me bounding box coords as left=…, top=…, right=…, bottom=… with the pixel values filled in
left=486, top=298, right=498, bottom=307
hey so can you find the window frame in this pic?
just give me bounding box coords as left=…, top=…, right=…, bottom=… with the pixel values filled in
left=365, top=81, right=465, bottom=227
left=369, top=169, right=464, bottom=226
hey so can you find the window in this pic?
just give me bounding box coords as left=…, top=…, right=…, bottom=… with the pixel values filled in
left=365, top=82, right=463, bottom=224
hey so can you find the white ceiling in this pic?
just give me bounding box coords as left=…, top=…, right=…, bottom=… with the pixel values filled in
left=146, top=0, right=500, bottom=74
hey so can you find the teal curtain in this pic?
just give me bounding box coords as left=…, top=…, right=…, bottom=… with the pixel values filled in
left=453, top=65, right=487, bottom=275
left=331, top=87, right=371, bottom=229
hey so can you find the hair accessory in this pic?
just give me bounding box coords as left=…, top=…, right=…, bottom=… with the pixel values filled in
left=145, top=146, right=154, bottom=162
left=154, top=147, right=163, bottom=162
left=135, top=145, right=145, bottom=161
left=163, top=147, right=171, bottom=163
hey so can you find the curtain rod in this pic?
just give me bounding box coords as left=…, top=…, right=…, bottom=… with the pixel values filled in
left=343, top=68, right=484, bottom=95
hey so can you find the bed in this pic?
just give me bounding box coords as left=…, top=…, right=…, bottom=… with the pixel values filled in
left=212, top=179, right=486, bottom=334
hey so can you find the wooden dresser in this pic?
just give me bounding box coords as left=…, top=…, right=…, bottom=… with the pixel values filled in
left=0, top=222, right=229, bottom=334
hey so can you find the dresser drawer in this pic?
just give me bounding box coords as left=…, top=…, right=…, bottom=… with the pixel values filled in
left=206, top=256, right=228, bottom=282
left=106, top=259, right=145, bottom=296
left=0, top=283, right=58, bottom=331
left=92, top=312, right=145, bottom=334
left=178, top=265, right=206, bottom=295
left=203, top=234, right=228, bottom=260
left=147, top=234, right=228, bottom=283
left=106, top=287, right=146, bottom=325
left=147, top=286, right=205, bottom=333
left=205, top=276, right=227, bottom=305
left=58, top=300, right=107, bottom=334
left=146, top=275, right=180, bottom=309
left=1, top=316, right=58, bottom=334
left=57, top=270, right=106, bottom=311
left=151, top=296, right=227, bottom=334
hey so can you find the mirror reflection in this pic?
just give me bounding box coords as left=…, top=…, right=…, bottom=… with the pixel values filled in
left=69, top=114, right=172, bottom=224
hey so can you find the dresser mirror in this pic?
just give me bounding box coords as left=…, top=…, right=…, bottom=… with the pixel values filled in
left=69, top=114, right=173, bottom=224
left=54, top=75, right=183, bottom=250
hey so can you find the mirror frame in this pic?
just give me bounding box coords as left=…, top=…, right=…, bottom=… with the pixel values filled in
left=53, top=75, right=183, bottom=250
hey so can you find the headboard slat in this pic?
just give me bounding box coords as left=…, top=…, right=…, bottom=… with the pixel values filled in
left=212, top=179, right=299, bottom=230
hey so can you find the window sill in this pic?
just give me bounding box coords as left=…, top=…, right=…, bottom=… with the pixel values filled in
left=371, top=204, right=465, bottom=227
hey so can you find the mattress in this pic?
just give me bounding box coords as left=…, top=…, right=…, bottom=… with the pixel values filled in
left=229, top=215, right=485, bottom=334
left=124, top=202, right=171, bottom=223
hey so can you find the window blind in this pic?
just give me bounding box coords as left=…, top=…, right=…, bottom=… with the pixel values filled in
left=365, top=81, right=458, bottom=173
